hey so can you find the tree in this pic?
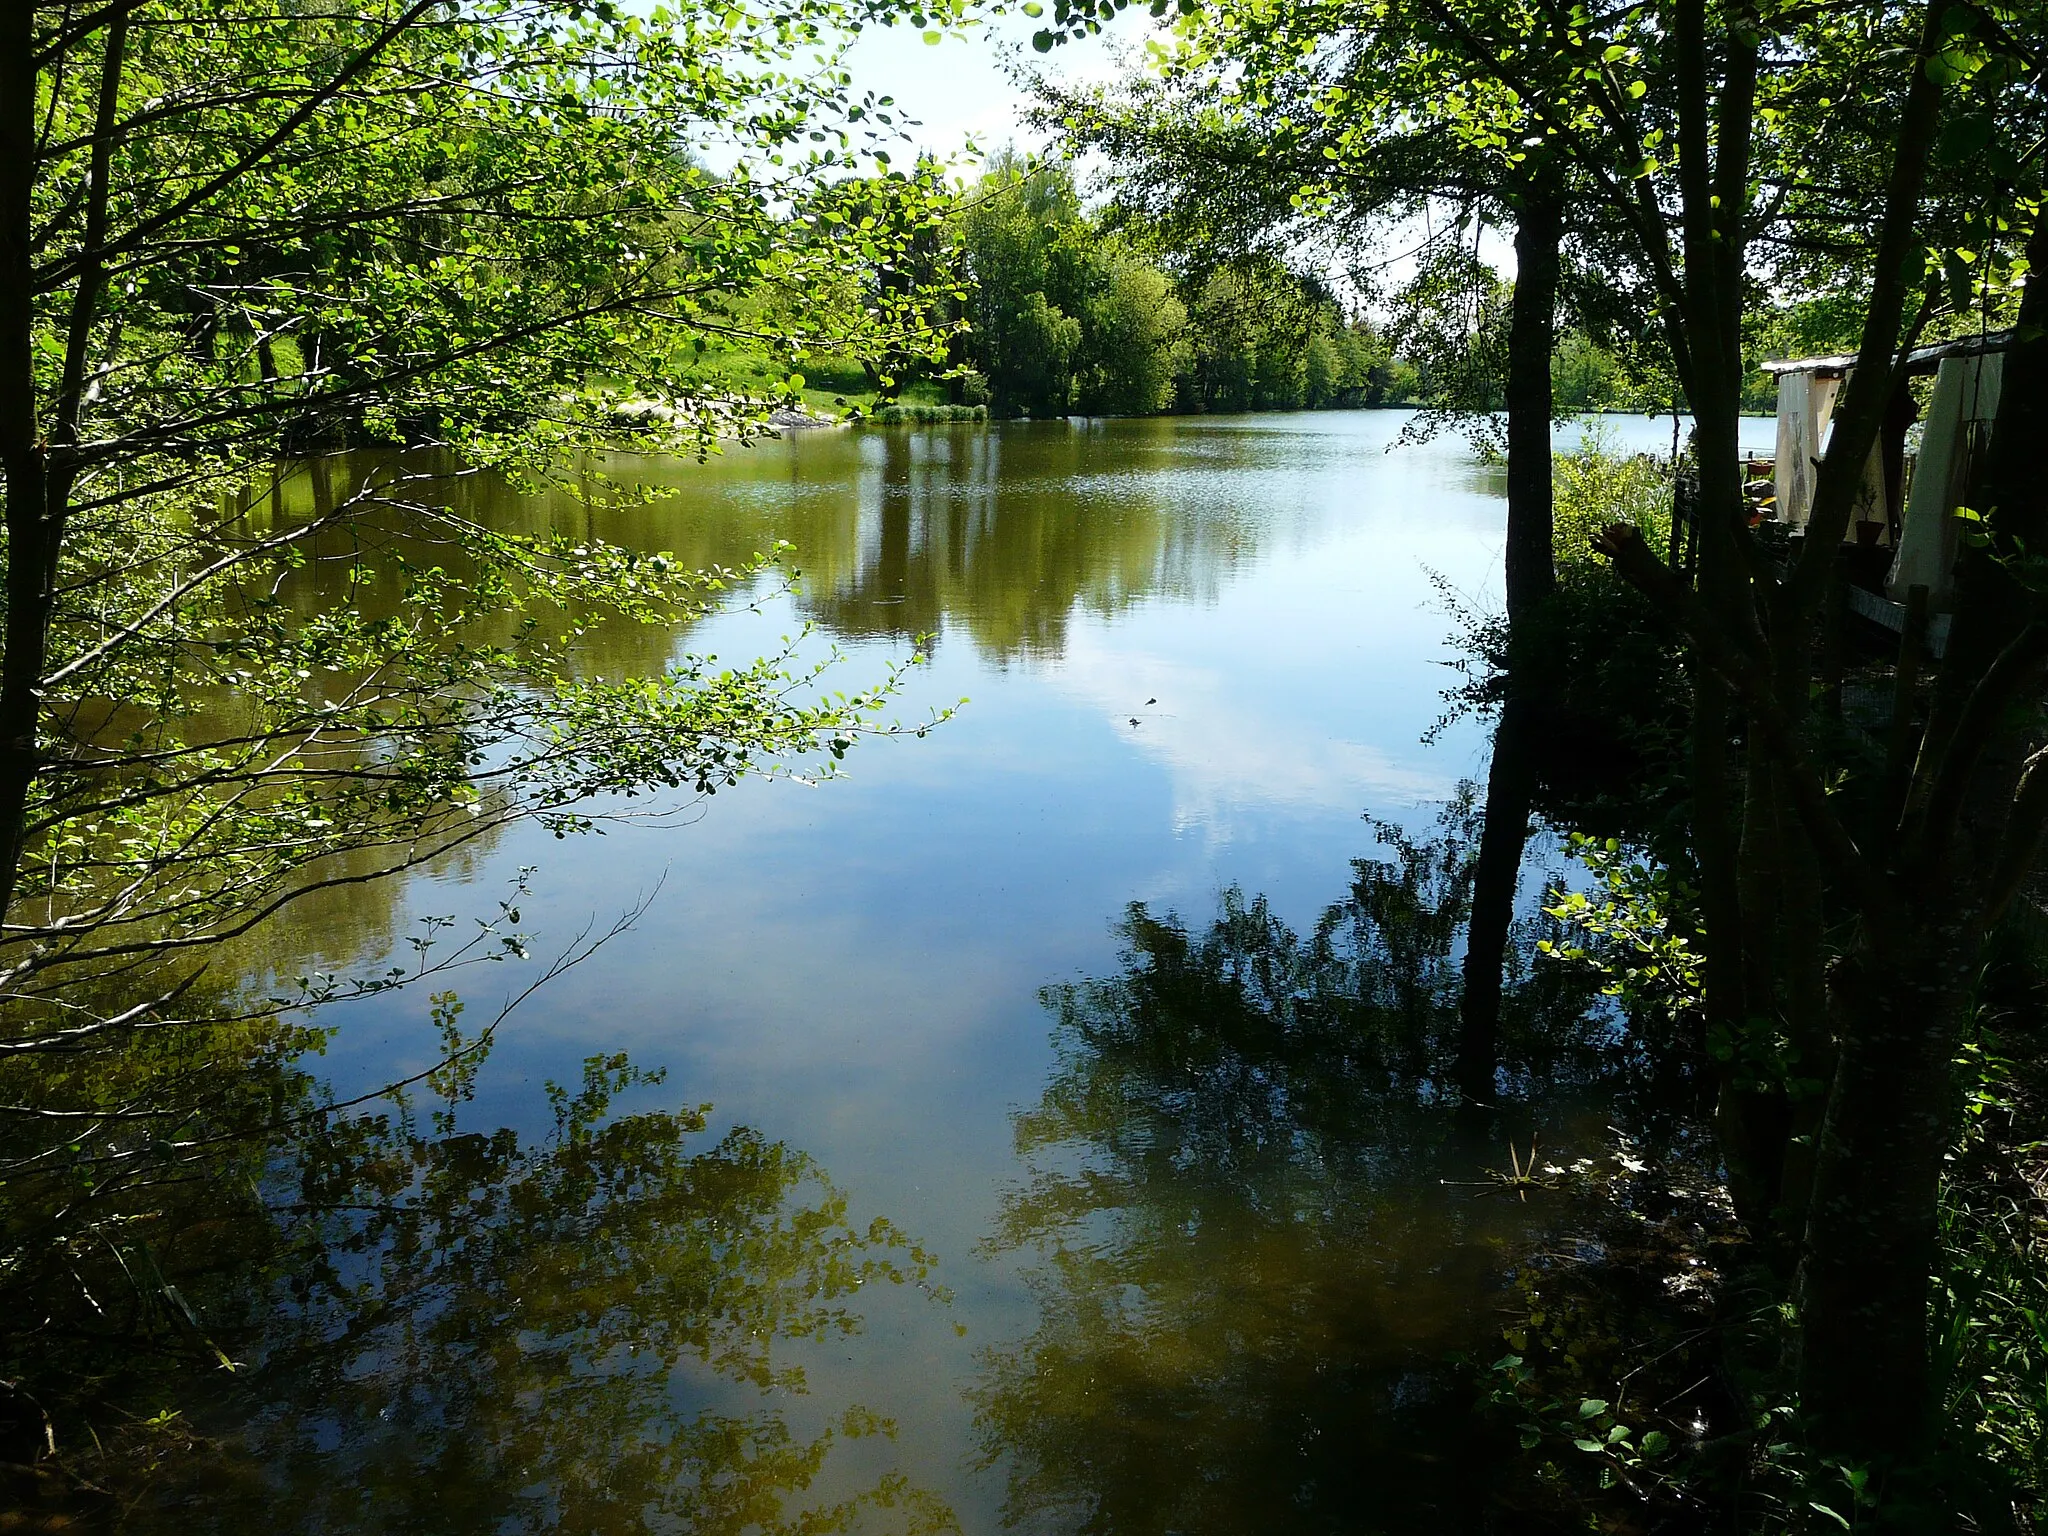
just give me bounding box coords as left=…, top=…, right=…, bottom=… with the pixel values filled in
left=0, top=0, right=966, bottom=1413
left=1036, top=0, right=2048, bottom=1477
left=1074, top=241, right=1190, bottom=414
left=1036, top=24, right=1630, bottom=1073
left=954, top=152, right=1370, bottom=418
left=2, top=0, right=959, bottom=1018
left=957, top=154, right=1086, bottom=414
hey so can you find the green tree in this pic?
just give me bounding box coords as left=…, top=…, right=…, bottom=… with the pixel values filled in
left=1302, top=331, right=1341, bottom=405
left=1, top=1, right=960, bottom=1066
left=955, top=153, right=1363, bottom=418
left=1073, top=241, right=1190, bottom=415
left=1035, top=0, right=2048, bottom=1481
left=1172, top=259, right=1337, bottom=412
left=0, top=6, right=971, bottom=1472
left=957, top=155, right=1085, bottom=414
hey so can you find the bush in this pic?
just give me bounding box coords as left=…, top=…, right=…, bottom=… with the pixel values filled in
left=1553, top=427, right=1675, bottom=568
left=1436, top=435, right=1690, bottom=836
left=867, top=403, right=989, bottom=425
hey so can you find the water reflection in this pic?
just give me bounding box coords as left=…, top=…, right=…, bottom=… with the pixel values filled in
left=9, top=413, right=1758, bottom=1530
left=4, top=1042, right=953, bottom=1534
left=232, top=424, right=1281, bottom=702
left=975, top=804, right=1612, bottom=1534
left=303, top=423, right=1283, bottom=669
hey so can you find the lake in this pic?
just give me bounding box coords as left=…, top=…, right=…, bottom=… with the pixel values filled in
left=131, top=410, right=1773, bottom=1533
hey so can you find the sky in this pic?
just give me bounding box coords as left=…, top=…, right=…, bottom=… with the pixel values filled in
left=834, top=12, right=1136, bottom=171
left=813, top=12, right=1516, bottom=294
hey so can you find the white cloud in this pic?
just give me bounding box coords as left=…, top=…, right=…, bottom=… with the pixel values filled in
left=1051, top=627, right=1458, bottom=837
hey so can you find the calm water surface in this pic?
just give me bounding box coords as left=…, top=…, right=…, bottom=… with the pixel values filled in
left=189, top=412, right=1773, bottom=1533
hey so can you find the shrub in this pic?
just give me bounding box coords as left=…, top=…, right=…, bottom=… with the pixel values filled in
left=1553, top=427, right=1676, bottom=568
left=868, top=403, right=990, bottom=425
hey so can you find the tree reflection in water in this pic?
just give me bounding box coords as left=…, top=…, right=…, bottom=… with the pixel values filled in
left=976, top=800, right=1614, bottom=1535
left=4, top=1045, right=955, bottom=1535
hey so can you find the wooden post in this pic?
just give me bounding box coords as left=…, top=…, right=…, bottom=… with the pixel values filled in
left=1820, top=550, right=1848, bottom=718
left=1883, top=582, right=1929, bottom=831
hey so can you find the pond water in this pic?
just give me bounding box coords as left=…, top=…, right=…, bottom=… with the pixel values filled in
left=139, top=411, right=1772, bottom=1533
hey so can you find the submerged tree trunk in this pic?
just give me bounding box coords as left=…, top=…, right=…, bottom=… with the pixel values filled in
left=1457, top=174, right=1560, bottom=1095
left=1457, top=696, right=1536, bottom=1101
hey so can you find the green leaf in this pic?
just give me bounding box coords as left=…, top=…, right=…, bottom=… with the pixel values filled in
left=1936, top=112, right=1994, bottom=165
left=1578, top=1398, right=1609, bottom=1418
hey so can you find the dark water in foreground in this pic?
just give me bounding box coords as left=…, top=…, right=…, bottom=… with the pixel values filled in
left=126, top=412, right=1772, bottom=1532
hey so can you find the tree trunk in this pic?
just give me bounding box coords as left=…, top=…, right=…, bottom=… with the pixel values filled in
left=0, top=0, right=47, bottom=922
left=1795, top=926, right=1965, bottom=1459
left=1458, top=695, right=1536, bottom=1101
left=1457, top=173, right=1561, bottom=1090
left=1501, top=178, right=1560, bottom=622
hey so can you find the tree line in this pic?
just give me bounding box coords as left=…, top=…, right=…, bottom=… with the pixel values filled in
left=946, top=154, right=1408, bottom=416
left=928, top=152, right=1829, bottom=421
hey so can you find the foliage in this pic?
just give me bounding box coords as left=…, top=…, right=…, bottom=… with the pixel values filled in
left=955, top=155, right=1090, bottom=416
left=1030, top=0, right=1682, bottom=433
left=4, top=0, right=974, bottom=1491
left=869, top=402, right=989, bottom=422
left=1516, top=849, right=2048, bottom=1527
left=1038, top=0, right=2048, bottom=1493
left=1934, top=1150, right=2048, bottom=1519
left=1, top=1036, right=957, bottom=1531
left=4, top=0, right=966, bottom=1157
left=975, top=802, right=1620, bottom=1532
left=1932, top=935, right=2048, bottom=1514
left=1437, top=441, right=1691, bottom=829
left=954, top=155, right=1399, bottom=416
left=1180, top=258, right=1396, bottom=411
left=1551, top=330, right=1678, bottom=414
left=1385, top=235, right=1511, bottom=425
left=1550, top=431, right=1677, bottom=564
left=1078, top=243, right=1191, bottom=414
left=1540, top=835, right=1703, bottom=1036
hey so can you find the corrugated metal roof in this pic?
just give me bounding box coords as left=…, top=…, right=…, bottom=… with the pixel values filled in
left=1761, top=328, right=2014, bottom=377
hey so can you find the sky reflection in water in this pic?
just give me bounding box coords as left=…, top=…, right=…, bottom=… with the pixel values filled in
left=200, top=411, right=1774, bottom=1532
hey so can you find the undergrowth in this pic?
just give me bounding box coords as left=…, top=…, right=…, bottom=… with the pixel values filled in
left=1479, top=842, right=2048, bottom=1533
